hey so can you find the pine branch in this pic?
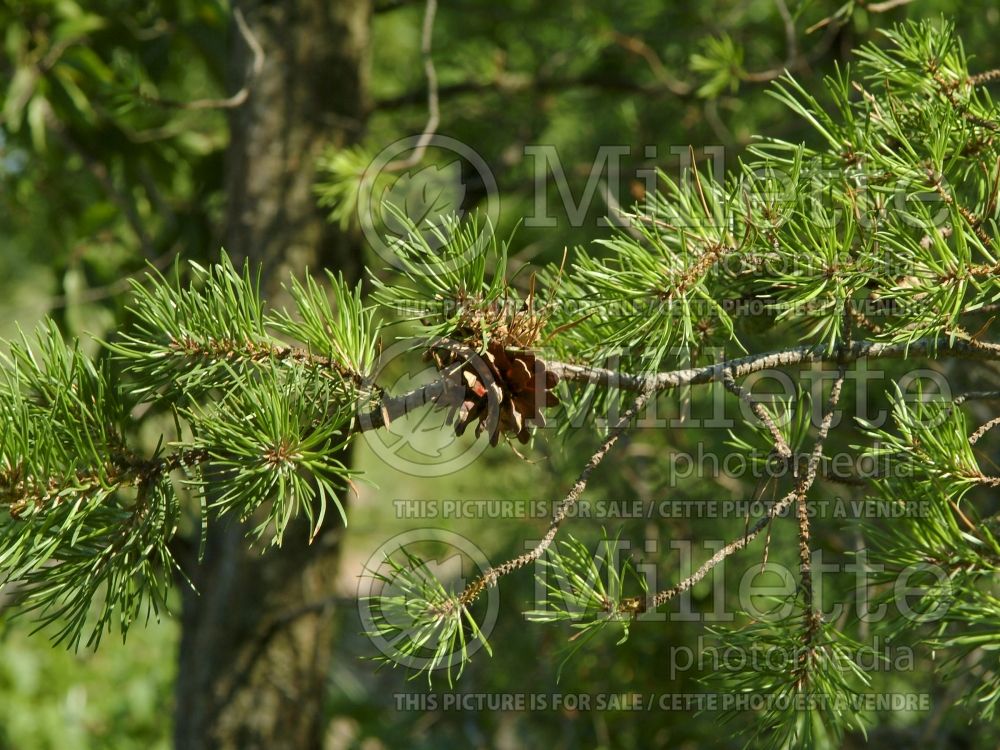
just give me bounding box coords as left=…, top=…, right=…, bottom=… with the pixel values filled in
left=970, top=415, right=1000, bottom=446
left=722, top=368, right=793, bottom=458
left=648, top=368, right=844, bottom=612
left=167, top=335, right=367, bottom=387
left=452, top=384, right=655, bottom=608
left=795, top=368, right=846, bottom=687
left=354, top=336, right=1000, bottom=431
left=2, top=447, right=209, bottom=519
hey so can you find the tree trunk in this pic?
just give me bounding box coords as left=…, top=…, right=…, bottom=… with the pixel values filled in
left=173, top=1, right=370, bottom=748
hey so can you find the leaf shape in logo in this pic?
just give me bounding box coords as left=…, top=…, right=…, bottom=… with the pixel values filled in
left=380, top=160, right=466, bottom=242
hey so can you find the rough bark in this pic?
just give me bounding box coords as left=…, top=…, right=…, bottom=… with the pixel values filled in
left=173, top=1, right=370, bottom=748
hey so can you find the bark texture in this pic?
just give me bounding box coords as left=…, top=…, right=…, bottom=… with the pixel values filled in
left=173, top=1, right=370, bottom=747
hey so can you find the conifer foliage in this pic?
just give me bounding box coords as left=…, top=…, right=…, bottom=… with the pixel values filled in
left=1, top=20, right=1000, bottom=746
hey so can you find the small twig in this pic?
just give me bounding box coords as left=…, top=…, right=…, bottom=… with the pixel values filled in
left=648, top=369, right=845, bottom=612
left=968, top=68, right=1000, bottom=87
left=760, top=480, right=777, bottom=573
left=774, top=0, right=798, bottom=68
left=796, top=368, right=846, bottom=670
left=948, top=498, right=979, bottom=535
left=953, top=390, right=1000, bottom=406
left=375, top=72, right=686, bottom=111
left=926, top=169, right=994, bottom=248
left=970, top=415, right=1000, bottom=446
left=808, top=0, right=912, bottom=33
left=141, top=9, right=263, bottom=111
left=374, top=0, right=419, bottom=12
left=47, top=122, right=157, bottom=262
left=599, top=180, right=647, bottom=241
left=933, top=73, right=1000, bottom=135
left=943, top=390, right=1000, bottom=429
left=453, top=385, right=654, bottom=607
left=864, top=0, right=915, bottom=12
left=742, top=0, right=845, bottom=84
left=606, top=31, right=693, bottom=96
left=722, top=368, right=792, bottom=458
left=742, top=0, right=798, bottom=83
left=45, top=244, right=181, bottom=309
left=383, top=0, right=440, bottom=173
left=648, top=488, right=800, bottom=609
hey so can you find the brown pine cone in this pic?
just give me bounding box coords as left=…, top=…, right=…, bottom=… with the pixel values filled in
left=444, top=342, right=560, bottom=446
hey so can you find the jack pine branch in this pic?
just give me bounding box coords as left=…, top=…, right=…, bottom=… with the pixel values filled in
left=166, top=335, right=367, bottom=386
left=2, top=447, right=209, bottom=519
left=795, top=368, right=846, bottom=688
left=970, top=415, right=1000, bottom=446
left=648, top=370, right=845, bottom=611
left=4, top=22, right=1000, bottom=719
left=453, top=385, right=655, bottom=608
left=354, top=336, right=1000, bottom=432
left=722, top=367, right=793, bottom=458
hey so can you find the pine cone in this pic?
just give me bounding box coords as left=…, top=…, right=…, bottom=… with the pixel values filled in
left=444, top=342, right=560, bottom=446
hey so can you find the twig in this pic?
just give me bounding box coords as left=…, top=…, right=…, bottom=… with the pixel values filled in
left=952, top=390, right=1000, bottom=406
left=722, top=368, right=792, bottom=458
left=933, top=74, right=1000, bottom=135
left=926, top=169, right=994, bottom=248
left=864, top=0, right=915, bottom=12
left=606, top=31, right=693, bottom=96
left=775, top=0, right=798, bottom=69
left=648, top=368, right=844, bottom=612
left=47, top=123, right=157, bottom=262
left=599, top=180, right=647, bottom=241
left=741, top=0, right=847, bottom=85
left=968, top=68, right=1000, bottom=87
left=970, top=415, right=1000, bottom=446
left=375, top=73, right=683, bottom=111
left=943, top=390, right=1000, bottom=433
left=648, top=488, right=799, bottom=608
left=796, top=367, right=846, bottom=675
left=355, top=337, right=1000, bottom=432
left=375, top=0, right=419, bottom=12
left=808, top=0, right=913, bottom=33
left=453, top=385, right=655, bottom=607
left=383, top=0, right=440, bottom=172
left=45, top=244, right=181, bottom=309
left=140, top=9, right=263, bottom=111
left=742, top=0, right=798, bottom=83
